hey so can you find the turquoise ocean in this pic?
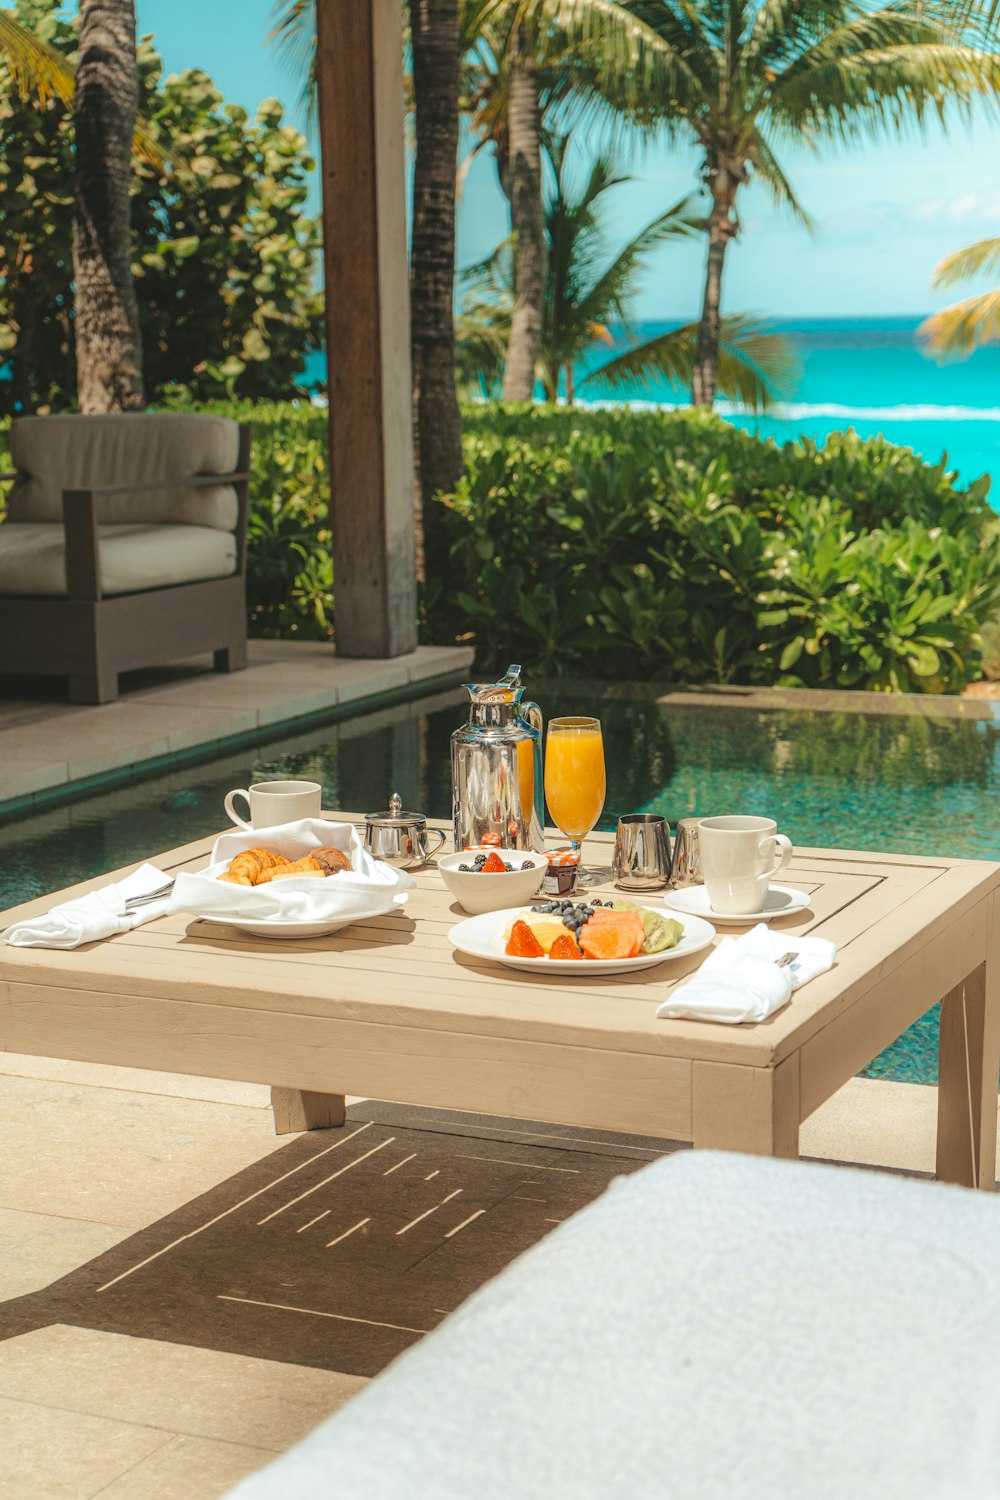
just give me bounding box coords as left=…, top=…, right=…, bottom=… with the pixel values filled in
left=576, top=316, right=1000, bottom=505
left=311, top=315, right=1000, bottom=505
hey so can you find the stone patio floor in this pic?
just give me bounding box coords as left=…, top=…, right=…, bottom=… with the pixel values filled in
left=0, top=1050, right=989, bottom=1500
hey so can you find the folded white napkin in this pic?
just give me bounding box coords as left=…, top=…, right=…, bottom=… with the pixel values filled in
left=168, top=818, right=412, bottom=923
left=2, top=863, right=171, bottom=950
left=656, top=922, right=837, bottom=1024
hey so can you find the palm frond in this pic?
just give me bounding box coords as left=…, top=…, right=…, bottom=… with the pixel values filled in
left=0, top=9, right=75, bottom=106
left=0, top=10, right=165, bottom=170
left=920, top=291, right=1000, bottom=357
left=749, top=130, right=815, bottom=228
left=268, top=0, right=317, bottom=122
left=579, top=315, right=797, bottom=412
left=931, top=234, right=1000, bottom=288
left=578, top=194, right=703, bottom=326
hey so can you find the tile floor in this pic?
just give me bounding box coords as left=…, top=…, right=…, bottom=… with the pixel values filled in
left=0, top=1046, right=987, bottom=1499
left=0, top=641, right=475, bottom=810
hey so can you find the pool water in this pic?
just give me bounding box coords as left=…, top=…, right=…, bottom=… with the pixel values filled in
left=2, top=682, right=998, bottom=1086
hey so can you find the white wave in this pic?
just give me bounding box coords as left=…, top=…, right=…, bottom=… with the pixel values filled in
left=580, top=395, right=1000, bottom=422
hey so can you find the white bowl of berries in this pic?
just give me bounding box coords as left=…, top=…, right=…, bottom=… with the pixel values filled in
left=438, top=848, right=548, bottom=915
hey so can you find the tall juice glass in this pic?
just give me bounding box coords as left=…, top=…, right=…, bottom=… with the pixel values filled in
left=544, top=717, right=606, bottom=882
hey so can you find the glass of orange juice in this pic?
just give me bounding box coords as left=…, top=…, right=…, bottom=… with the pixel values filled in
left=544, top=716, right=606, bottom=882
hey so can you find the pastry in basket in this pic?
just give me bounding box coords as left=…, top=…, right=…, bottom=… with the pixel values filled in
left=219, top=848, right=292, bottom=886
left=218, top=845, right=352, bottom=886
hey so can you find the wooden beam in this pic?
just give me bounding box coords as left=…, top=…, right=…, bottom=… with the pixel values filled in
left=315, top=0, right=417, bottom=658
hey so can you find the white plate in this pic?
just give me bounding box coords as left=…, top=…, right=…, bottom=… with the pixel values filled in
left=448, top=906, right=716, bottom=975
left=661, top=884, right=812, bottom=924
left=195, top=896, right=406, bottom=941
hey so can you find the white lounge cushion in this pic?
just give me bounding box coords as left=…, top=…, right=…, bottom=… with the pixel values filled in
left=7, top=412, right=240, bottom=530
left=0, top=521, right=236, bottom=597
left=226, top=1150, right=1000, bottom=1500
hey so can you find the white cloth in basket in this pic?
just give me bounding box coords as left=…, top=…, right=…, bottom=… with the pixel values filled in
left=167, top=818, right=412, bottom=923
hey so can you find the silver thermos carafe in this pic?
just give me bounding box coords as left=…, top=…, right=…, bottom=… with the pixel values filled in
left=451, top=664, right=544, bottom=851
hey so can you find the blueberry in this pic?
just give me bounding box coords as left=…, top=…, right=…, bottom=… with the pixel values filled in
left=504, top=863, right=513, bottom=872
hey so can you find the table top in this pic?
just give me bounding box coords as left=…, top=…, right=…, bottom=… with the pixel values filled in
left=2, top=818, right=998, bottom=1070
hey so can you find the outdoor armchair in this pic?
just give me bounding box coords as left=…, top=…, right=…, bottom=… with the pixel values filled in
left=0, top=412, right=250, bottom=703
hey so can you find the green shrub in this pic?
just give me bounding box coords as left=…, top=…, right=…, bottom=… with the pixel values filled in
left=435, top=406, right=1000, bottom=694
left=2, top=400, right=998, bottom=694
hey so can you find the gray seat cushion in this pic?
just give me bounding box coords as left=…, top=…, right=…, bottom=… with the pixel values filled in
left=6, top=413, right=240, bottom=531
left=0, top=521, right=236, bottom=597
left=226, top=1150, right=1000, bottom=1500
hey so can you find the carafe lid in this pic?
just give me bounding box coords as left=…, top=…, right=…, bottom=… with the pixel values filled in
left=464, top=663, right=524, bottom=706
left=365, top=790, right=425, bottom=827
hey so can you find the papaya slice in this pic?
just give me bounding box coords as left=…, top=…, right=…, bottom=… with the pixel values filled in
left=578, top=911, right=645, bottom=961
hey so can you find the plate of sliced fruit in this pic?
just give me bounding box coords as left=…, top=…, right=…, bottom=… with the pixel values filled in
left=448, top=898, right=716, bottom=975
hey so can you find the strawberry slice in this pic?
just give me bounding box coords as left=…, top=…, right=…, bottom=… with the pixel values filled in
left=506, top=919, right=545, bottom=958
left=548, top=932, right=584, bottom=961
left=482, top=851, right=507, bottom=873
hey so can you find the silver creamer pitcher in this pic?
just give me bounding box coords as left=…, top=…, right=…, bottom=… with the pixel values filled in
left=451, top=664, right=544, bottom=851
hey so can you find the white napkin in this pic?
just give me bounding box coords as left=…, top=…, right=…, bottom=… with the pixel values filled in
left=2, top=863, right=171, bottom=950
left=168, top=818, right=412, bottom=923
left=656, top=922, right=837, bottom=1024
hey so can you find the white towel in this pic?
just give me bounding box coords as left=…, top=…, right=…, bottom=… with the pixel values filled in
left=2, top=863, right=171, bottom=950
left=656, top=922, right=837, bottom=1024
left=168, top=817, right=412, bottom=923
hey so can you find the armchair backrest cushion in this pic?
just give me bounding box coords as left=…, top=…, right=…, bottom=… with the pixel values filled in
left=6, top=413, right=241, bottom=531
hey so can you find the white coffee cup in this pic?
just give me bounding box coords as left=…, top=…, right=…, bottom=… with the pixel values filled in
left=224, top=779, right=323, bottom=831
left=698, top=815, right=793, bottom=915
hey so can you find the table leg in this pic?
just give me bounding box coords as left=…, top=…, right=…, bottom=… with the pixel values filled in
left=692, top=1055, right=800, bottom=1158
left=270, top=1088, right=347, bottom=1136
left=936, top=955, right=999, bottom=1190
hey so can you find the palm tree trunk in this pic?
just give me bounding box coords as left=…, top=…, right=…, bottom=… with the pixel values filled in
left=502, top=54, right=544, bottom=402
left=692, top=177, right=739, bottom=409
left=410, top=0, right=462, bottom=584
left=73, top=0, right=144, bottom=412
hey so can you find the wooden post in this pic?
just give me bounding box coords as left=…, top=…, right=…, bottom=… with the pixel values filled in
left=271, top=1087, right=347, bottom=1136
left=692, top=1055, right=801, bottom=1159
left=315, top=0, right=417, bottom=658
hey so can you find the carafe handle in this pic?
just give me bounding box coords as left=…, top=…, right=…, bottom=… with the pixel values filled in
left=522, top=701, right=543, bottom=736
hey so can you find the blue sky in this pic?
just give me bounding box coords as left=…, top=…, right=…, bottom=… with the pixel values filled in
left=135, top=0, right=1000, bottom=321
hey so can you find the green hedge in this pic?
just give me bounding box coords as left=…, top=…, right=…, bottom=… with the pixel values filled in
left=2, top=402, right=998, bottom=693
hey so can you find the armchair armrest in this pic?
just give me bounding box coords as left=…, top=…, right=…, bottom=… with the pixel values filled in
left=0, top=472, right=19, bottom=482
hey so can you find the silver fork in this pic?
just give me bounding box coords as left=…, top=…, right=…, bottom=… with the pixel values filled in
left=123, top=879, right=174, bottom=911
left=776, top=951, right=798, bottom=968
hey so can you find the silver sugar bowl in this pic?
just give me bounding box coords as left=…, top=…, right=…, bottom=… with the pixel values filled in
left=361, top=792, right=446, bottom=869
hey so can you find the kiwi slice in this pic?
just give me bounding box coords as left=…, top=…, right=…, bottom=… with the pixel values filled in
left=611, top=899, right=683, bottom=954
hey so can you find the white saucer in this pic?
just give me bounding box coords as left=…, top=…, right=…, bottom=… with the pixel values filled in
left=661, top=884, right=812, bottom=924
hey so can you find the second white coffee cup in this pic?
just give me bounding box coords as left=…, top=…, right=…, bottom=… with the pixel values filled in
left=698, top=815, right=792, bottom=915
left=224, top=779, right=323, bottom=831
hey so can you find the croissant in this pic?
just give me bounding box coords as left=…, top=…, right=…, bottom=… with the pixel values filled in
left=256, top=855, right=324, bottom=883
left=312, top=847, right=351, bottom=875
left=225, top=848, right=293, bottom=886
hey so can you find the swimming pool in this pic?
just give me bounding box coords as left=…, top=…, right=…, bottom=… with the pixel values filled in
left=2, top=682, right=997, bottom=1085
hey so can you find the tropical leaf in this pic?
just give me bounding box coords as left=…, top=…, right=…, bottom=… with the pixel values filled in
left=920, top=291, right=1000, bottom=357
left=931, top=234, right=1000, bottom=289
left=579, top=316, right=798, bottom=412
left=0, top=7, right=164, bottom=169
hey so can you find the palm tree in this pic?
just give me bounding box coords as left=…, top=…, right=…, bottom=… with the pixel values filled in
left=72, top=0, right=144, bottom=411
left=573, top=0, right=1000, bottom=407
left=460, top=136, right=795, bottom=408
left=411, top=0, right=463, bottom=579
left=469, top=0, right=679, bottom=399
left=920, top=237, right=1000, bottom=355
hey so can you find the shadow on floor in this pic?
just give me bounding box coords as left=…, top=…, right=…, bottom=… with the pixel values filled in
left=0, top=1101, right=681, bottom=1377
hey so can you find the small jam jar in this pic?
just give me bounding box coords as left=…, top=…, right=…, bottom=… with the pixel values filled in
left=543, top=847, right=581, bottom=896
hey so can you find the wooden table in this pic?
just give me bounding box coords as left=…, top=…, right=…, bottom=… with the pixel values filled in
left=2, top=824, right=999, bottom=1187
